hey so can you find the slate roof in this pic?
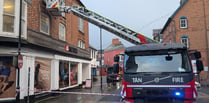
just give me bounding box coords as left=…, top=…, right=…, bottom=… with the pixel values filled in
left=104, top=43, right=125, bottom=52
left=160, top=0, right=188, bottom=34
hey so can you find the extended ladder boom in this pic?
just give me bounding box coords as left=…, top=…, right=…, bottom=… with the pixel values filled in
left=45, top=0, right=157, bottom=45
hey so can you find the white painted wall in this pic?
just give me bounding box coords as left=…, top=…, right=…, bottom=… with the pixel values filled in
left=78, top=63, right=82, bottom=85
left=20, top=56, right=35, bottom=99
left=51, top=59, right=59, bottom=90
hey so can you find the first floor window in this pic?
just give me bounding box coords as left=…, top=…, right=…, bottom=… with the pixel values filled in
left=40, top=13, right=50, bottom=34
left=3, top=0, right=15, bottom=32
left=59, top=23, right=65, bottom=41
left=78, top=39, right=85, bottom=49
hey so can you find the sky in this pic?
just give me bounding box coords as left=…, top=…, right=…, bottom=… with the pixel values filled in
left=80, top=0, right=180, bottom=49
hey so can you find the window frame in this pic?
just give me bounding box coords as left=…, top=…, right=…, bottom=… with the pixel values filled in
left=59, top=23, right=66, bottom=41
left=78, top=17, right=84, bottom=33
left=180, top=16, right=188, bottom=29
left=78, top=39, right=85, bottom=49
left=0, top=0, right=26, bottom=38
left=40, top=13, right=50, bottom=35
left=181, top=36, right=189, bottom=48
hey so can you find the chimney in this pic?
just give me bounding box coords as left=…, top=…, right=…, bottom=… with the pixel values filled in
left=112, top=38, right=120, bottom=44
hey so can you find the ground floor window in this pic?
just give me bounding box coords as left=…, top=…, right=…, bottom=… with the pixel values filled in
left=34, top=58, right=51, bottom=92
left=59, top=61, right=69, bottom=88
left=0, top=56, right=16, bottom=98
left=70, top=62, right=78, bottom=86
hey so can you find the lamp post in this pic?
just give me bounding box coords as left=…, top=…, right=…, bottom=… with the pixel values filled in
left=16, top=0, right=22, bottom=102
left=100, top=28, right=103, bottom=89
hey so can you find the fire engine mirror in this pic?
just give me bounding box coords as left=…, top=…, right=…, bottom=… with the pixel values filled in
left=113, top=63, right=119, bottom=73
left=165, top=55, right=173, bottom=61
left=196, top=60, right=203, bottom=72
left=194, top=51, right=201, bottom=59
left=114, top=55, right=119, bottom=62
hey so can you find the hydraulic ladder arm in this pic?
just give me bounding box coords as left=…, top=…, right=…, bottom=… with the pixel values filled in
left=45, top=0, right=158, bottom=45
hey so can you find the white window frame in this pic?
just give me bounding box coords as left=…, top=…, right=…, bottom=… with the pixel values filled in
left=78, top=39, right=85, bottom=49
left=59, top=23, right=65, bottom=41
left=180, top=18, right=187, bottom=29
left=40, top=13, right=50, bottom=35
left=0, top=0, right=26, bottom=38
left=181, top=37, right=189, bottom=48
left=78, top=17, right=84, bottom=33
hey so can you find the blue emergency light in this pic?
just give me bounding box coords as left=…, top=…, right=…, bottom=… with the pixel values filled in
left=173, top=91, right=183, bottom=98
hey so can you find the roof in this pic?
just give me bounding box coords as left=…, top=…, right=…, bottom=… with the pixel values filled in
left=125, top=43, right=186, bottom=53
left=104, top=43, right=125, bottom=52
left=89, top=45, right=97, bottom=50
left=77, top=0, right=85, bottom=7
left=160, top=0, right=188, bottom=34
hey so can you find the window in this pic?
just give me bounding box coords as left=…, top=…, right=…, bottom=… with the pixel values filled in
left=3, top=0, right=15, bottom=32
left=59, top=23, right=65, bottom=41
left=180, top=16, right=187, bottom=28
left=78, top=18, right=84, bottom=33
left=59, top=0, right=65, bottom=17
left=21, top=1, right=27, bottom=36
left=78, top=39, right=85, bottom=49
left=40, top=13, right=50, bottom=34
left=181, top=35, right=189, bottom=48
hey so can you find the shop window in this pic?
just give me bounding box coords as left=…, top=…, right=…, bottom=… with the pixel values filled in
left=34, top=58, right=51, bottom=91
left=181, top=35, right=189, bottom=48
left=78, top=17, right=84, bottom=33
left=0, top=56, right=16, bottom=97
left=70, top=62, right=78, bottom=86
left=180, top=16, right=188, bottom=29
left=59, top=61, right=69, bottom=88
left=59, top=23, right=65, bottom=41
left=40, top=13, right=50, bottom=34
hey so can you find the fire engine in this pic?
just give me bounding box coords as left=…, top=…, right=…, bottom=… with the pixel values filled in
left=44, top=1, right=203, bottom=103
left=119, top=43, right=203, bottom=103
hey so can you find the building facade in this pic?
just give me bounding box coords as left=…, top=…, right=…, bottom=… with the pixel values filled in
left=89, top=45, right=97, bottom=75
left=161, top=0, right=209, bottom=85
left=104, top=38, right=125, bottom=69
left=0, top=0, right=91, bottom=102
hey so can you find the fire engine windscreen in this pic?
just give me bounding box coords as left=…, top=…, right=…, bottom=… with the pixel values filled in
left=124, top=50, right=192, bottom=73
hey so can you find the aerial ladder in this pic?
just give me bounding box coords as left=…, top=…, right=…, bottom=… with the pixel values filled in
left=44, top=0, right=157, bottom=45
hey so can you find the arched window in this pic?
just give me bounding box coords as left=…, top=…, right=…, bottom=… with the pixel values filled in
left=181, top=35, right=189, bottom=48
left=180, top=16, right=188, bottom=28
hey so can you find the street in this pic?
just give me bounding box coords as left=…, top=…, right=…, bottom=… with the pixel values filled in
left=36, top=76, right=209, bottom=103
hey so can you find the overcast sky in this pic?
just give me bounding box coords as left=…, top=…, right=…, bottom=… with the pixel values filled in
left=80, top=0, right=180, bottom=49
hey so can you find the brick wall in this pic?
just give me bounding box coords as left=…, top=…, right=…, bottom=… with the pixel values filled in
left=27, top=0, right=89, bottom=50
left=162, top=0, right=209, bottom=67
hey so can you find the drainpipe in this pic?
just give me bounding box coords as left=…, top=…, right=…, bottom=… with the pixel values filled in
left=202, top=0, right=209, bottom=70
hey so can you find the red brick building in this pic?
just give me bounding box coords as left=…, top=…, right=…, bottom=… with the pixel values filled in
left=161, top=0, right=209, bottom=85
left=0, top=0, right=91, bottom=102
left=104, top=38, right=125, bottom=68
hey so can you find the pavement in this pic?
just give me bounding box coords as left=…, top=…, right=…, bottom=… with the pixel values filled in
left=36, top=76, right=209, bottom=103
left=36, top=76, right=122, bottom=103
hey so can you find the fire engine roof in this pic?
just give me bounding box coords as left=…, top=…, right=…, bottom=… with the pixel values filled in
left=125, top=43, right=186, bottom=53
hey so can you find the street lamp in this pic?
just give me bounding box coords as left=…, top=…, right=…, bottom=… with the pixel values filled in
left=100, top=28, right=103, bottom=89
left=16, top=0, right=23, bottom=102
